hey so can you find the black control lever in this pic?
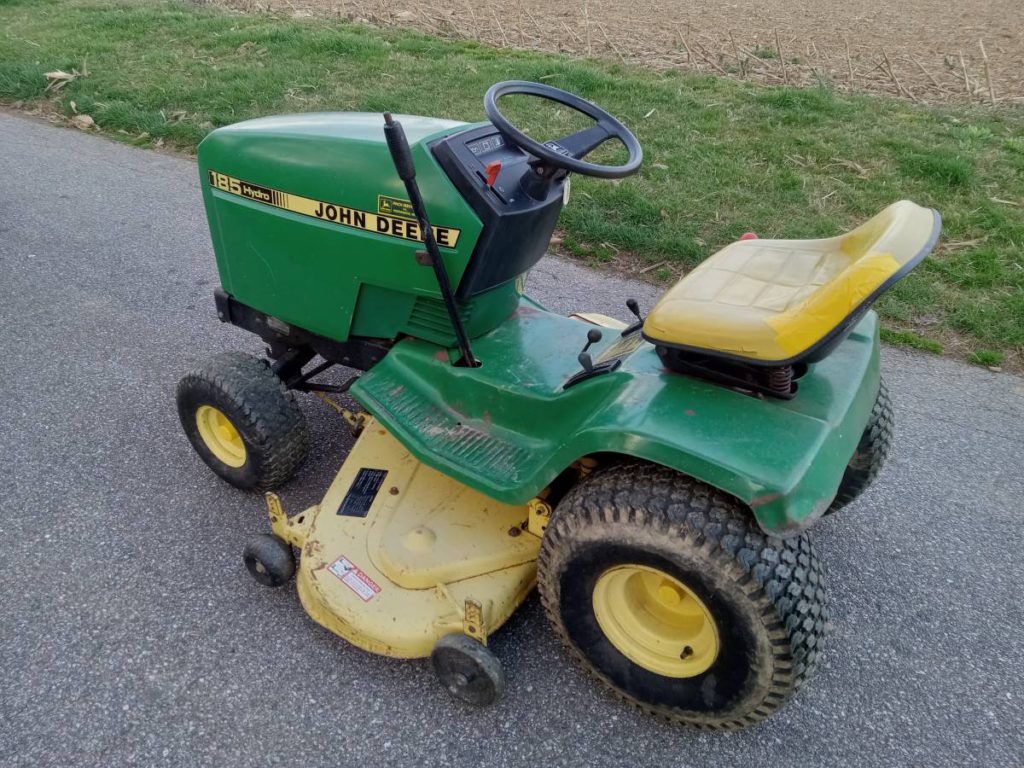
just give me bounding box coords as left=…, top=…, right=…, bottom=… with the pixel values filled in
left=564, top=327, right=623, bottom=389
left=623, top=298, right=644, bottom=335
left=626, top=298, right=644, bottom=323
left=577, top=328, right=603, bottom=373
left=383, top=112, right=479, bottom=368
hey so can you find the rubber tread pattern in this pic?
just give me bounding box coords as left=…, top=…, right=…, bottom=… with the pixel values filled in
left=827, top=378, right=894, bottom=513
left=537, top=463, right=830, bottom=730
left=177, top=351, right=309, bottom=491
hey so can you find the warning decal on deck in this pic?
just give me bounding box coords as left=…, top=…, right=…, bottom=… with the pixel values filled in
left=337, top=467, right=388, bottom=518
left=328, top=556, right=382, bottom=602
left=207, top=170, right=460, bottom=247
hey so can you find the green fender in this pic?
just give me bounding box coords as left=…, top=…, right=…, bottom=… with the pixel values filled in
left=352, top=299, right=881, bottom=535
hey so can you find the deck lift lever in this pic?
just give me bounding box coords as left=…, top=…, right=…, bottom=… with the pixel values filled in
left=383, top=112, right=479, bottom=367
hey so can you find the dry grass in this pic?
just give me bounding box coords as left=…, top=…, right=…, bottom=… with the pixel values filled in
left=214, top=0, right=1024, bottom=105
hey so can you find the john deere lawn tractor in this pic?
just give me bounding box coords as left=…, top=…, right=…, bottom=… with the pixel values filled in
left=177, top=81, right=939, bottom=728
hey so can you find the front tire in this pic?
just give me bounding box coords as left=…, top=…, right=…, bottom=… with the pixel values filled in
left=537, top=463, right=828, bottom=730
left=176, top=351, right=310, bottom=491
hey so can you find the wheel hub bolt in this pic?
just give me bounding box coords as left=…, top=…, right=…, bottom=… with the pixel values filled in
left=450, top=673, right=470, bottom=690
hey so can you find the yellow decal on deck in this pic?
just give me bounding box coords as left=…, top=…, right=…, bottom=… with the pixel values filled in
left=208, top=170, right=461, bottom=248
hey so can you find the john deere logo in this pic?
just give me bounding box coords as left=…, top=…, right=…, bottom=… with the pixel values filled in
left=208, top=170, right=461, bottom=247
left=377, top=195, right=416, bottom=220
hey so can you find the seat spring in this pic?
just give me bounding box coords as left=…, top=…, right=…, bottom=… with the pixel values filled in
left=767, top=366, right=793, bottom=396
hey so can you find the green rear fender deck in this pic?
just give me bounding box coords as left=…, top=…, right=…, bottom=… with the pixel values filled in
left=351, top=299, right=882, bottom=534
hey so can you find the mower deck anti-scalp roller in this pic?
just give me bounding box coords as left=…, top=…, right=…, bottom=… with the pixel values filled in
left=176, top=79, right=941, bottom=728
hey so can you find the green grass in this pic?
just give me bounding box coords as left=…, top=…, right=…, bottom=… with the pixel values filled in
left=879, top=328, right=944, bottom=355
left=968, top=349, right=1005, bottom=367
left=2, top=0, right=1023, bottom=367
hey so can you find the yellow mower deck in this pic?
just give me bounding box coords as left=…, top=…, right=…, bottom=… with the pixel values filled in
left=268, top=418, right=542, bottom=657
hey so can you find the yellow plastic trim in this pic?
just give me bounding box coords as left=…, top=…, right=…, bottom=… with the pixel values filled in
left=592, top=565, right=719, bottom=678
left=642, top=200, right=938, bottom=362
left=195, top=405, right=246, bottom=468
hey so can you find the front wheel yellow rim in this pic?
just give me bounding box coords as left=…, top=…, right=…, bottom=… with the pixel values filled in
left=592, top=565, right=720, bottom=678
left=195, top=405, right=247, bottom=468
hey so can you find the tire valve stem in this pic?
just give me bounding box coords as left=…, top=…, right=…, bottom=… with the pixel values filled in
left=680, top=645, right=694, bottom=660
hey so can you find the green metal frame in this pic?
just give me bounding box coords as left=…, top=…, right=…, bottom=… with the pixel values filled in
left=351, top=298, right=881, bottom=535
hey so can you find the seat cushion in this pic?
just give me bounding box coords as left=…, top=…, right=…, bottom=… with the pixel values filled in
left=642, top=200, right=940, bottom=364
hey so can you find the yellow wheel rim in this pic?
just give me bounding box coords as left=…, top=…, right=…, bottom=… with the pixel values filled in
left=592, top=565, right=720, bottom=678
left=195, top=405, right=247, bottom=468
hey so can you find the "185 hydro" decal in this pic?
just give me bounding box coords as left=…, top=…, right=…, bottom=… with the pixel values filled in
left=207, top=170, right=461, bottom=248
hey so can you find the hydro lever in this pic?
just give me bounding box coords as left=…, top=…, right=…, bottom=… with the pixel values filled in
left=382, top=112, right=479, bottom=367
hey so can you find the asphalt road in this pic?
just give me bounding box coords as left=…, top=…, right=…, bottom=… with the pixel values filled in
left=1, top=111, right=1022, bottom=768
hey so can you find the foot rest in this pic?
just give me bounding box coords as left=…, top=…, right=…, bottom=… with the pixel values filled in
left=357, top=369, right=535, bottom=489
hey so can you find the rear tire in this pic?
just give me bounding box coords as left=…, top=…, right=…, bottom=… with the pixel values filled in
left=826, top=378, right=893, bottom=514
left=537, top=463, right=829, bottom=730
left=176, top=351, right=309, bottom=491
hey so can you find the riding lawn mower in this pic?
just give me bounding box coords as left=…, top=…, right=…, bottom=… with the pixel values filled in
left=176, top=81, right=940, bottom=729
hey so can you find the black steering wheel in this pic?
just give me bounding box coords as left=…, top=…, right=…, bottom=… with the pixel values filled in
left=484, top=81, right=643, bottom=180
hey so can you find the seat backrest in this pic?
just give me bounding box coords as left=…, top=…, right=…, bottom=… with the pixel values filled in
left=840, top=200, right=940, bottom=266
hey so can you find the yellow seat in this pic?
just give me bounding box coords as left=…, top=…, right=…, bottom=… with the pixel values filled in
left=642, top=201, right=941, bottom=365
